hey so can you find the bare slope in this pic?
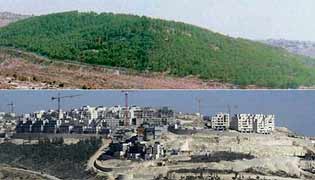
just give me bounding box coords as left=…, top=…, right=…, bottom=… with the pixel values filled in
left=0, top=48, right=237, bottom=89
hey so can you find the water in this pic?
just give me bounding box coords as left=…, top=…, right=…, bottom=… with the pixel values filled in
left=0, top=90, right=314, bottom=136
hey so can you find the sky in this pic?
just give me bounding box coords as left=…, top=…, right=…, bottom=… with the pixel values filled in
left=0, top=0, right=315, bottom=41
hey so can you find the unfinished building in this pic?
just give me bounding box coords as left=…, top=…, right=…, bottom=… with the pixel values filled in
left=231, top=114, right=275, bottom=134
left=253, top=114, right=275, bottom=134
left=231, top=114, right=254, bottom=133
left=211, top=113, right=230, bottom=131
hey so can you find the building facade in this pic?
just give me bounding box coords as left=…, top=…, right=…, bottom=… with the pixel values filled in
left=253, top=114, right=275, bottom=134
left=231, top=114, right=254, bottom=133
left=211, top=113, right=230, bottom=130
left=231, top=114, right=275, bottom=134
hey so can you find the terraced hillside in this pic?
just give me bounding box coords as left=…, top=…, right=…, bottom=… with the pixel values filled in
left=1, top=11, right=315, bottom=88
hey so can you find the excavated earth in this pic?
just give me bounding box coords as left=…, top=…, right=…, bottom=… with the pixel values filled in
left=94, top=127, right=315, bottom=180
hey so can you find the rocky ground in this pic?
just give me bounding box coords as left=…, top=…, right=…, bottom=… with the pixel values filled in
left=0, top=48, right=240, bottom=89
left=93, top=127, right=315, bottom=180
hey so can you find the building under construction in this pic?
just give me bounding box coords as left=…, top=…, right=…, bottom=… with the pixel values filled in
left=15, top=105, right=175, bottom=135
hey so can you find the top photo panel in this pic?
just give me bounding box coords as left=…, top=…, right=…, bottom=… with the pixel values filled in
left=0, top=0, right=314, bottom=90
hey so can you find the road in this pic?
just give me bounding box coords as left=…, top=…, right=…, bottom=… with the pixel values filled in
left=1, top=165, right=61, bottom=180
left=86, top=138, right=111, bottom=172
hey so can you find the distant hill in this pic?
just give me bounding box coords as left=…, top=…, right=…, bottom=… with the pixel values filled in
left=0, top=12, right=29, bottom=27
left=262, top=39, right=315, bottom=58
left=1, top=11, right=315, bottom=88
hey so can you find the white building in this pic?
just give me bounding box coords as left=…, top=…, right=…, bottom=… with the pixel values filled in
left=231, top=114, right=254, bottom=133
left=109, top=106, right=123, bottom=114
left=153, top=142, right=164, bottom=159
left=33, top=110, right=45, bottom=119
left=253, top=114, right=275, bottom=134
left=129, top=106, right=143, bottom=126
left=231, top=114, right=275, bottom=134
left=0, top=112, right=4, bottom=121
left=81, top=106, right=98, bottom=123
left=211, top=113, right=230, bottom=130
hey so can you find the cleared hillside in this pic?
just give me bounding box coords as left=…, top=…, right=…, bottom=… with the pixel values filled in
left=1, top=11, right=315, bottom=88
left=0, top=48, right=236, bottom=89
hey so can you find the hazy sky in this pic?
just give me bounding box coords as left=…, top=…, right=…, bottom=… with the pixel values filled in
left=0, top=0, right=314, bottom=41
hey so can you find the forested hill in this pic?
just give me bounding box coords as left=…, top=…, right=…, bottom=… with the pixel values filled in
left=0, top=11, right=315, bottom=88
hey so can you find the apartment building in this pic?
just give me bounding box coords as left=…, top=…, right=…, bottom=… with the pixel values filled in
left=211, top=113, right=230, bottom=130
left=15, top=105, right=175, bottom=134
left=231, top=114, right=254, bottom=133
left=231, top=114, right=275, bottom=134
left=253, top=114, right=275, bottom=134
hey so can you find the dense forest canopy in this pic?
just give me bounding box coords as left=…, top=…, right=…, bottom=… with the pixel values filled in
left=0, top=11, right=315, bottom=88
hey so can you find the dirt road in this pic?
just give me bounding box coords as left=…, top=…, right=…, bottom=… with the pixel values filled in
left=86, top=139, right=111, bottom=172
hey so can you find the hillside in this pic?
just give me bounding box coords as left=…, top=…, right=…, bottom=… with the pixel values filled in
left=0, top=48, right=236, bottom=89
left=0, top=137, right=101, bottom=179
left=262, top=39, right=315, bottom=59
left=1, top=11, right=315, bottom=88
left=0, top=12, right=29, bottom=27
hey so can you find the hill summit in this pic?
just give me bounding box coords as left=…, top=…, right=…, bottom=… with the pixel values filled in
left=0, top=11, right=315, bottom=88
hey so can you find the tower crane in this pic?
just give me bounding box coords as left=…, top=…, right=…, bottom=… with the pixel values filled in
left=7, top=101, right=14, bottom=114
left=198, top=100, right=239, bottom=122
left=121, top=90, right=135, bottom=127
left=207, top=104, right=238, bottom=120
left=196, top=97, right=202, bottom=117
left=227, top=104, right=238, bottom=118
left=51, top=93, right=81, bottom=119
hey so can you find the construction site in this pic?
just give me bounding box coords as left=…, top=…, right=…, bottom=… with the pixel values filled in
left=91, top=126, right=315, bottom=180
left=0, top=92, right=315, bottom=180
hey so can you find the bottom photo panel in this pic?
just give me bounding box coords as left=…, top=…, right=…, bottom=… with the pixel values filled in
left=0, top=90, right=315, bottom=180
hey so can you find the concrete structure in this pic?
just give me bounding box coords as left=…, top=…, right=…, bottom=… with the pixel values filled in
left=102, top=118, right=124, bottom=128
left=231, top=114, right=275, bottom=134
left=0, top=112, right=5, bottom=120
left=106, top=137, right=165, bottom=161
left=253, top=114, right=275, bottom=134
left=15, top=105, right=175, bottom=135
left=231, top=114, right=254, bottom=133
left=211, top=113, right=230, bottom=131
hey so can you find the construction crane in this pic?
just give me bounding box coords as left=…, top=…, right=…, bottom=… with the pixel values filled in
left=7, top=101, right=14, bottom=114
left=51, top=93, right=81, bottom=119
left=208, top=104, right=238, bottom=120
left=121, top=90, right=135, bottom=127
left=227, top=104, right=238, bottom=118
left=196, top=97, right=202, bottom=118
left=201, top=103, right=238, bottom=121
left=192, top=97, right=203, bottom=128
